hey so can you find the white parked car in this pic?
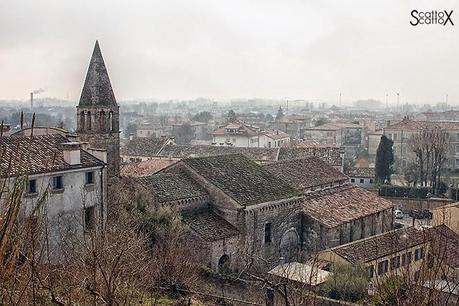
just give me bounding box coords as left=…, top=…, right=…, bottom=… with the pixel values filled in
left=394, top=209, right=404, bottom=219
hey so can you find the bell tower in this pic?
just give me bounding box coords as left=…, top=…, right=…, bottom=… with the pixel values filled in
left=77, top=41, right=120, bottom=179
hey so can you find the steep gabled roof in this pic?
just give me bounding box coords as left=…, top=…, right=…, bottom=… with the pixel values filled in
left=182, top=154, right=301, bottom=206
left=78, top=41, right=117, bottom=107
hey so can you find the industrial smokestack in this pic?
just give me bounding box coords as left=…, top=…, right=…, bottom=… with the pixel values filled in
left=30, top=92, right=33, bottom=111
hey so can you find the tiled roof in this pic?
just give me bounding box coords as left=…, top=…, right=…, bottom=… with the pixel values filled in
left=121, top=137, right=171, bottom=156
left=210, top=121, right=259, bottom=137
left=309, top=122, right=361, bottom=131
left=278, top=147, right=342, bottom=167
left=120, top=159, right=176, bottom=177
left=158, top=144, right=279, bottom=162
left=264, top=157, right=348, bottom=191
left=328, top=227, right=424, bottom=263
left=263, top=130, right=290, bottom=140
left=182, top=209, right=239, bottom=241
left=347, top=167, right=375, bottom=178
left=78, top=41, right=117, bottom=107
left=0, top=134, right=104, bottom=178
left=303, top=184, right=393, bottom=228
left=427, top=225, right=459, bottom=269
left=138, top=170, right=208, bottom=203
left=182, top=154, right=301, bottom=206
left=385, top=118, right=459, bottom=131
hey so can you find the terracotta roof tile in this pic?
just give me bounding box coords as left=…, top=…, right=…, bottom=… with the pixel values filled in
left=138, top=170, right=208, bottom=203
left=120, top=159, right=177, bottom=177
left=182, top=209, right=239, bottom=241
left=347, top=167, right=375, bottom=178
left=278, top=147, right=342, bottom=167
left=121, top=137, right=171, bottom=156
left=182, top=154, right=301, bottom=206
left=264, top=157, right=348, bottom=191
left=303, top=184, right=393, bottom=228
left=0, top=134, right=104, bottom=177
left=158, top=144, right=279, bottom=162
left=329, top=227, right=424, bottom=263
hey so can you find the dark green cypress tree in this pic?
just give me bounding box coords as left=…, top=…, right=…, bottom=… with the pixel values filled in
left=375, top=135, right=394, bottom=184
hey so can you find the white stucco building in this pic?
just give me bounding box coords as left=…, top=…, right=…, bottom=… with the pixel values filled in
left=0, top=134, right=107, bottom=241
left=210, top=121, right=290, bottom=148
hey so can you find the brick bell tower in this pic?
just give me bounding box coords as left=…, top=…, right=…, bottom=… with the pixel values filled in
left=77, top=41, right=120, bottom=179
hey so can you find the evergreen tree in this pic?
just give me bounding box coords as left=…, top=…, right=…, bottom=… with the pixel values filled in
left=375, top=135, right=394, bottom=184
left=227, top=110, right=237, bottom=122
left=275, top=106, right=284, bottom=121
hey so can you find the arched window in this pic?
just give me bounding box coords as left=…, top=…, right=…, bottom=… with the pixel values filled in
left=87, top=111, right=92, bottom=130
left=218, top=255, right=230, bottom=274
left=109, top=111, right=114, bottom=132
left=80, top=111, right=85, bottom=131
left=100, top=111, right=105, bottom=131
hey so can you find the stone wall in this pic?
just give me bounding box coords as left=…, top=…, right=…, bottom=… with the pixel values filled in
left=302, top=207, right=394, bottom=256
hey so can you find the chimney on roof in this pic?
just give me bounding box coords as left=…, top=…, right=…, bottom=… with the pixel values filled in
left=87, top=148, right=107, bottom=163
left=62, top=142, right=81, bottom=165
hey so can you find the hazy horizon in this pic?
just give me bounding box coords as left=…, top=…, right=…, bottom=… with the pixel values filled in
left=1, top=0, right=458, bottom=105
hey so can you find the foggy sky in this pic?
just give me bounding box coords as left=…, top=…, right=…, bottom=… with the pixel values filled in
left=0, top=0, right=458, bottom=105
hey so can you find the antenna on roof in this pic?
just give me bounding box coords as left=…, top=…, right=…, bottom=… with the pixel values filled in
left=30, top=113, right=36, bottom=138
left=20, top=111, right=24, bottom=130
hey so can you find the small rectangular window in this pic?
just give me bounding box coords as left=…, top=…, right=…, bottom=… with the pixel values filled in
left=350, top=178, right=355, bottom=183
left=368, top=265, right=374, bottom=278
left=264, top=223, right=272, bottom=244
left=415, top=248, right=424, bottom=261
left=84, top=206, right=95, bottom=231
left=52, top=176, right=63, bottom=190
left=403, top=252, right=412, bottom=265
left=85, top=172, right=94, bottom=185
left=28, top=179, right=37, bottom=194
left=390, top=256, right=401, bottom=270
left=369, top=179, right=374, bottom=184
left=360, top=178, right=364, bottom=184
left=378, top=260, right=389, bottom=275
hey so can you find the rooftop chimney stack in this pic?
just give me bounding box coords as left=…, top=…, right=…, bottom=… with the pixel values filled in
left=62, top=142, right=81, bottom=165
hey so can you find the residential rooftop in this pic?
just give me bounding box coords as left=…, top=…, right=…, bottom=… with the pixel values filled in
left=323, top=227, right=424, bottom=263
left=303, top=184, right=393, bottom=228
left=347, top=167, right=375, bottom=178
left=0, top=134, right=104, bottom=177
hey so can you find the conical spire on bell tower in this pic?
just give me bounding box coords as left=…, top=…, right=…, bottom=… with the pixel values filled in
left=76, top=41, right=120, bottom=179
left=78, top=40, right=118, bottom=107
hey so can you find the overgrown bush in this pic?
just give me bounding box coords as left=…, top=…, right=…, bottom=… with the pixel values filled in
left=320, top=263, right=369, bottom=303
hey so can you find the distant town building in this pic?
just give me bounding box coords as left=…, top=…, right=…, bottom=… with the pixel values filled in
left=382, top=117, right=459, bottom=171
left=348, top=167, right=376, bottom=188
left=303, top=122, right=363, bottom=159
left=210, top=121, right=290, bottom=148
